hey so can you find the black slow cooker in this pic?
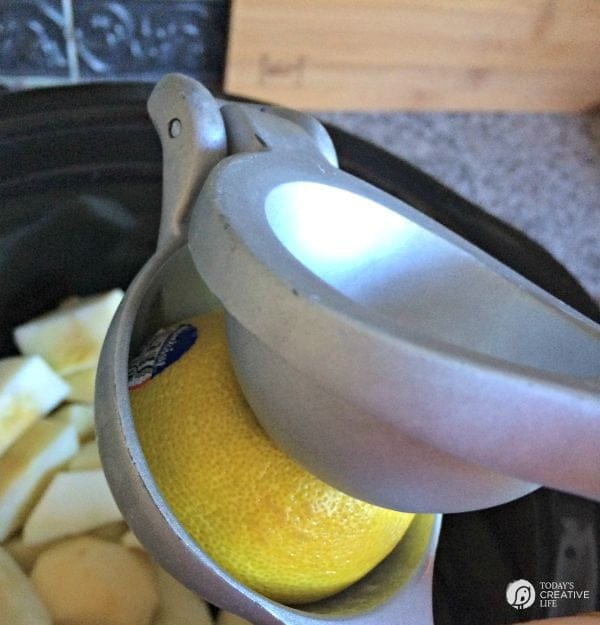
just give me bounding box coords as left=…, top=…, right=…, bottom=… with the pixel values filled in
left=0, top=84, right=598, bottom=624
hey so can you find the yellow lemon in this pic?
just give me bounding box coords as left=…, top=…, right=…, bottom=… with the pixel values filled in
left=130, top=311, right=413, bottom=605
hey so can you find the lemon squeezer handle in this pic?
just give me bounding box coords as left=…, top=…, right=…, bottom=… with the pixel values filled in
left=147, top=73, right=227, bottom=249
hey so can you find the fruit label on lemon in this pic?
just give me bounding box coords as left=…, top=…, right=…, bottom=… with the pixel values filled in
left=128, top=324, right=197, bottom=390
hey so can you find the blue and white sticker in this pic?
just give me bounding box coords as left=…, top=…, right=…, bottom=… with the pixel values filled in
left=128, top=323, right=197, bottom=390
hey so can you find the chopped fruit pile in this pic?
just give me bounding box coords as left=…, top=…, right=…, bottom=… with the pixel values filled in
left=0, top=291, right=250, bottom=625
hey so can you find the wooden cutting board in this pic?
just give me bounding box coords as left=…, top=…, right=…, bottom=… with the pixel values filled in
left=224, top=0, right=600, bottom=111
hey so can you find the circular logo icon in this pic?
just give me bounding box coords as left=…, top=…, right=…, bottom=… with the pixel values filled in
left=506, top=579, right=536, bottom=610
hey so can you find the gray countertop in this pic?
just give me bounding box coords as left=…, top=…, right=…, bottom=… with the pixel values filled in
left=318, top=112, right=600, bottom=304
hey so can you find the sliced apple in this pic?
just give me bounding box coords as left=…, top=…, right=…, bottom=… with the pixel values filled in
left=0, top=419, right=78, bottom=541
left=51, top=403, right=95, bottom=441
left=217, top=611, right=253, bottom=625
left=22, top=469, right=121, bottom=545
left=0, top=545, right=51, bottom=625
left=0, top=355, right=69, bottom=457
left=64, top=366, right=96, bottom=403
left=5, top=522, right=127, bottom=573
left=153, top=566, right=213, bottom=625
left=13, top=289, right=123, bottom=375
left=31, top=536, right=159, bottom=625
left=58, top=295, right=82, bottom=309
left=4, top=534, right=57, bottom=574
left=122, top=529, right=144, bottom=550
left=90, top=520, right=128, bottom=542
left=68, top=439, right=101, bottom=470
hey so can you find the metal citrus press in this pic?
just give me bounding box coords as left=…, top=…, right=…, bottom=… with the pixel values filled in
left=96, top=74, right=600, bottom=625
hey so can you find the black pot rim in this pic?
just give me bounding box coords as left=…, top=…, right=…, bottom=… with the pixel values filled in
left=0, top=80, right=597, bottom=322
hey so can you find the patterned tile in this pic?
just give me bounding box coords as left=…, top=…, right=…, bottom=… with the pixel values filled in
left=73, top=1, right=228, bottom=84
left=0, top=0, right=68, bottom=76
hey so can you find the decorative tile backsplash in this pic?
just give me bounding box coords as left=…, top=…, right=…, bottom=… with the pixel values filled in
left=0, top=0, right=68, bottom=77
left=0, top=0, right=228, bottom=89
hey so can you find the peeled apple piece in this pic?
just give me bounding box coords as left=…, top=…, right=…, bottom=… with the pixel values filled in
left=0, top=356, right=69, bottom=457
left=52, top=403, right=95, bottom=441
left=31, top=536, right=159, bottom=625
left=217, top=611, right=253, bottom=625
left=0, top=419, right=79, bottom=541
left=64, top=367, right=96, bottom=403
left=68, top=439, right=101, bottom=471
left=0, top=545, right=51, bottom=625
left=89, top=520, right=128, bottom=542
left=4, top=534, right=58, bottom=574
left=153, top=567, right=213, bottom=625
left=22, top=469, right=122, bottom=546
left=13, top=289, right=123, bottom=375
left=121, top=529, right=144, bottom=550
